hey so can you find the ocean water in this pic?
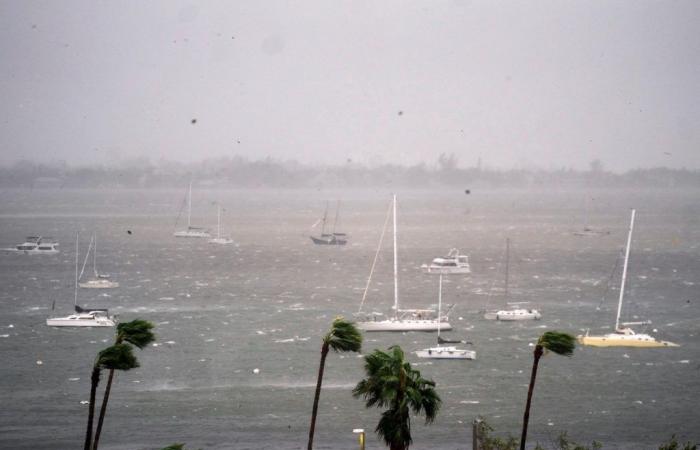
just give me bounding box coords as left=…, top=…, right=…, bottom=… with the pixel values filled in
left=0, top=187, right=698, bottom=450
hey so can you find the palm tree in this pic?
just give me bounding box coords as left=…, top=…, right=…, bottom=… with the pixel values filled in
left=84, top=344, right=138, bottom=450
left=92, top=320, right=155, bottom=450
left=353, top=346, right=441, bottom=450
left=307, top=317, right=362, bottom=450
left=520, top=331, right=576, bottom=450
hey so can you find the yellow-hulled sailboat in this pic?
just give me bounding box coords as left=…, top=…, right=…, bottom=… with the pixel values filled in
left=578, top=209, right=678, bottom=348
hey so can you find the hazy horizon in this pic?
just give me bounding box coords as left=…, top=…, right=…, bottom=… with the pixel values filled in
left=2, top=1, right=699, bottom=172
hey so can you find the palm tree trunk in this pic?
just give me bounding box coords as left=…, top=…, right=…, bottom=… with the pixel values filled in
left=307, top=342, right=329, bottom=450
left=92, top=368, right=115, bottom=450
left=84, top=366, right=101, bottom=450
left=520, top=345, right=543, bottom=450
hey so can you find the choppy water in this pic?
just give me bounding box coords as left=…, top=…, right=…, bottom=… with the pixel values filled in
left=0, top=187, right=699, bottom=449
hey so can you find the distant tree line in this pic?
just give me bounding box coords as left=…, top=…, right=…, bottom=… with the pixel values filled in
left=1, top=154, right=699, bottom=189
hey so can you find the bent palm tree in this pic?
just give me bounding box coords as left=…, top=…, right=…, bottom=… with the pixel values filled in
left=353, top=346, right=440, bottom=450
left=307, top=317, right=362, bottom=450
left=520, top=331, right=575, bottom=450
left=84, top=344, right=138, bottom=450
left=93, top=320, right=155, bottom=450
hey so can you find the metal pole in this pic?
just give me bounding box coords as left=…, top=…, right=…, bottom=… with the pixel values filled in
left=472, top=418, right=483, bottom=450
left=353, top=429, right=365, bottom=450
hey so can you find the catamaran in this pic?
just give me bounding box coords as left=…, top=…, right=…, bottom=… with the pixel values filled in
left=174, top=181, right=211, bottom=238
left=356, top=195, right=451, bottom=332
left=484, top=238, right=541, bottom=321
left=209, top=205, right=234, bottom=245
left=78, top=234, right=119, bottom=289
left=421, top=248, right=471, bottom=274
left=3, top=236, right=59, bottom=254
left=578, top=210, right=678, bottom=348
left=416, top=274, right=475, bottom=359
left=310, top=201, right=347, bottom=245
left=47, top=233, right=116, bottom=327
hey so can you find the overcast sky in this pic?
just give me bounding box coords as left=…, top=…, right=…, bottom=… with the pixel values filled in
left=1, top=1, right=699, bottom=172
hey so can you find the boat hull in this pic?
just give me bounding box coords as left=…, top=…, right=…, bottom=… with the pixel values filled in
left=79, top=280, right=119, bottom=289
left=485, top=309, right=541, bottom=321
left=415, top=346, right=475, bottom=359
left=310, top=235, right=347, bottom=245
left=357, top=319, right=451, bottom=332
left=209, top=238, right=234, bottom=245
left=46, top=316, right=116, bottom=327
left=174, top=231, right=211, bottom=238
left=577, top=334, right=679, bottom=348
left=421, top=265, right=471, bottom=275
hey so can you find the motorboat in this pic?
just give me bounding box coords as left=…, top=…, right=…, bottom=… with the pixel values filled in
left=421, top=248, right=471, bottom=274
left=4, top=237, right=59, bottom=254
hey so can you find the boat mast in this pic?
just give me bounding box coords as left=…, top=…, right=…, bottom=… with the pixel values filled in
left=504, top=238, right=510, bottom=302
left=321, top=201, right=328, bottom=235
left=437, top=274, right=443, bottom=341
left=74, top=232, right=79, bottom=307
left=93, top=233, right=98, bottom=276
left=393, top=195, right=399, bottom=319
left=615, top=209, right=635, bottom=331
left=332, top=200, right=340, bottom=234
left=187, top=181, right=192, bottom=228
left=217, top=205, right=221, bottom=239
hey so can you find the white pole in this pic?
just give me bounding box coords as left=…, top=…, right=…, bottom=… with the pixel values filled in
left=217, top=205, right=221, bottom=239
left=74, top=232, right=79, bottom=307
left=615, top=209, right=635, bottom=331
left=437, top=274, right=443, bottom=340
left=393, top=195, right=399, bottom=318
left=93, top=233, right=98, bottom=276
left=187, top=181, right=192, bottom=228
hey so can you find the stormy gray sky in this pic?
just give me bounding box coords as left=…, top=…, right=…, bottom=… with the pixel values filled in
left=1, top=1, right=699, bottom=172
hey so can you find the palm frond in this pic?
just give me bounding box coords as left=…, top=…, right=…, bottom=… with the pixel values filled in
left=97, top=344, right=139, bottom=371
left=117, top=319, right=156, bottom=349
left=538, top=331, right=576, bottom=356
left=325, top=317, right=362, bottom=353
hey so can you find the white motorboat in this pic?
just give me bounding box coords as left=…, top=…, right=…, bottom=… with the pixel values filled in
left=356, top=195, right=450, bottom=332
left=421, top=248, right=471, bottom=274
left=3, top=236, right=59, bottom=254
left=47, top=233, right=116, bottom=328
left=416, top=275, right=475, bottom=360
left=46, top=311, right=116, bottom=327
left=578, top=210, right=678, bottom=348
left=78, top=234, right=119, bottom=289
left=310, top=200, right=347, bottom=245
left=209, top=205, right=234, bottom=245
left=484, top=238, right=542, bottom=321
left=174, top=181, right=211, bottom=238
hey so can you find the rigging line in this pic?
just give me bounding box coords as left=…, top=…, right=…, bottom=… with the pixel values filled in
left=173, top=187, right=188, bottom=229
left=358, top=199, right=393, bottom=314
left=78, top=235, right=94, bottom=281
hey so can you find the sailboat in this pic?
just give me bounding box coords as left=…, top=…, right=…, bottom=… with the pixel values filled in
left=573, top=196, right=610, bottom=236
left=174, top=181, right=211, bottom=238
left=484, top=238, right=541, bottom=321
left=47, top=233, right=116, bottom=327
left=78, top=234, right=119, bottom=288
left=310, top=201, right=347, bottom=245
left=578, top=210, right=678, bottom=348
left=416, top=275, right=476, bottom=359
left=209, top=205, right=234, bottom=245
left=356, top=195, right=451, bottom=332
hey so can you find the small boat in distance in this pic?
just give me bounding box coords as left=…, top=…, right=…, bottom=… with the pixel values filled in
left=47, top=233, right=116, bottom=328
left=578, top=210, right=678, bottom=348
left=174, top=181, right=211, bottom=238
left=310, top=201, right=347, bottom=245
left=416, top=275, right=475, bottom=359
left=484, top=238, right=541, bottom=321
left=421, top=248, right=471, bottom=274
left=3, top=236, right=59, bottom=255
left=209, top=205, right=234, bottom=245
left=78, top=234, right=119, bottom=289
left=356, top=195, right=451, bottom=332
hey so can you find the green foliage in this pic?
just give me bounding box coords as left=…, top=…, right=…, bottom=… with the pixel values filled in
left=96, top=344, right=138, bottom=371
left=160, top=445, right=185, bottom=450
left=324, top=317, right=362, bottom=353
left=116, top=319, right=156, bottom=348
left=475, top=420, right=518, bottom=450
left=353, top=346, right=441, bottom=449
left=537, top=331, right=576, bottom=356
left=659, top=435, right=698, bottom=450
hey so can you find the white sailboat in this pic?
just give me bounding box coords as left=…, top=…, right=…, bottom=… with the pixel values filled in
left=47, top=233, right=116, bottom=327
left=578, top=210, right=678, bottom=348
left=484, top=238, right=541, bottom=321
left=416, top=275, right=475, bottom=359
left=78, top=234, right=119, bottom=289
left=310, top=200, right=347, bottom=245
left=356, top=195, right=451, bottom=332
left=174, top=181, right=211, bottom=238
left=209, top=205, right=234, bottom=245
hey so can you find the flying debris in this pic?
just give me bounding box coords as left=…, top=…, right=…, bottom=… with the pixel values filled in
left=127, top=230, right=132, bottom=235
left=465, top=189, right=471, bottom=195
left=191, top=118, right=197, bottom=124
